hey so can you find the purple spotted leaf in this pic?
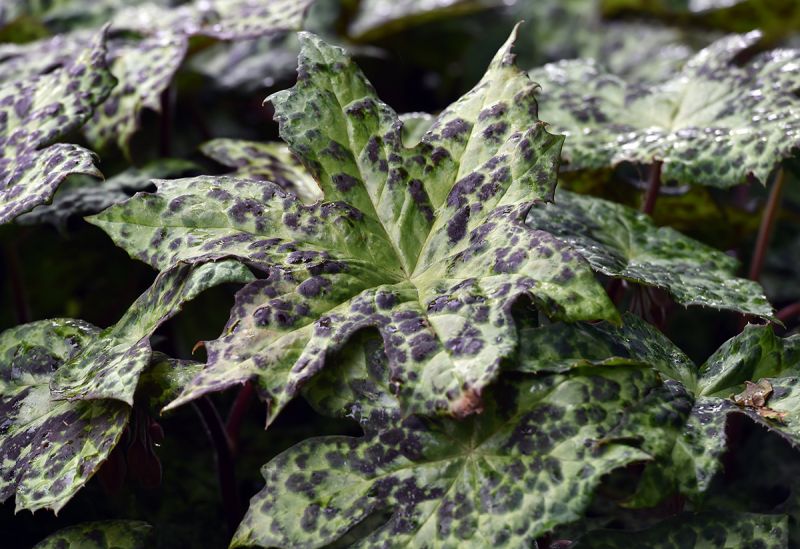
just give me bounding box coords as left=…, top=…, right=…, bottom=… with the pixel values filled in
left=111, top=0, right=315, bottom=40
left=0, top=28, right=115, bottom=224
left=32, top=520, right=153, bottom=549
left=91, top=29, right=617, bottom=424
left=49, top=261, right=253, bottom=405
left=611, top=324, right=800, bottom=507
left=525, top=189, right=774, bottom=317
left=573, top=511, right=788, bottom=548
left=0, top=318, right=130, bottom=514
left=530, top=32, right=800, bottom=187
left=201, top=138, right=322, bottom=203
left=233, top=332, right=659, bottom=548
left=16, top=159, right=196, bottom=230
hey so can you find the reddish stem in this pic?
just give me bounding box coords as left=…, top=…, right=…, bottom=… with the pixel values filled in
left=194, top=397, right=241, bottom=535
left=777, top=301, right=800, bottom=323
left=226, top=382, right=255, bottom=455
left=748, top=167, right=785, bottom=281
left=641, top=161, right=663, bottom=215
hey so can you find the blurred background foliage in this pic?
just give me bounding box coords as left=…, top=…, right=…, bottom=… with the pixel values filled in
left=1, top=0, right=799, bottom=546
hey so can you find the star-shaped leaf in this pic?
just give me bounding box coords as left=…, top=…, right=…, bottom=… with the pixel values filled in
left=0, top=28, right=114, bottom=224
left=201, top=138, right=322, bottom=203
left=33, top=520, right=153, bottom=549
left=232, top=332, right=657, bottom=548
left=525, top=189, right=773, bottom=317
left=573, top=511, right=788, bottom=549
left=91, top=29, right=618, bottom=423
left=529, top=32, right=800, bottom=187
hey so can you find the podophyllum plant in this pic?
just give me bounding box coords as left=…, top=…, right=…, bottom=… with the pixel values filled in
left=1, top=1, right=800, bottom=547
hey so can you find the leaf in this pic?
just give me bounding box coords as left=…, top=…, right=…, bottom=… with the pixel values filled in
left=91, top=30, right=618, bottom=423
left=17, top=159, right=196, bottom=229
left=0, top=319, right=130, bottom=513
left=529, top=32, right=800, bottom=187
left=399, top=112, right=435, bottom=146
left=232, top=333, right=657, bottom=548
left=513, top=312, right=696, bottom=387
left=0, top=28, right=115, bottom=224
left=84, top=33, right=187, bottom=154
left=525, top=189, right=774, bottom=317
left=613, top=324, right=800, bottom=506
left=32, top=520, right=153, bottom=549
left=348, top=0, right=501, bottom=41
left=112, top=0, right=315, bottom=40
left=50, top=260, right=254, bottom=405
left=136, top=353, right=203, bottom=415
left=201, top=138, right=322, bottom=203
left=573, top=511, right=788, bottom=548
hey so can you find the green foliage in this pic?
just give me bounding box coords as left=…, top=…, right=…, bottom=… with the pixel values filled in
left=1, top=1, right=799, bottom=547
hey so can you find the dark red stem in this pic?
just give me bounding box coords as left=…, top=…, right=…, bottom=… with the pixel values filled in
left=226, top=382, right=255, bottom=455
left=641, top=161, right=663, bottom=215
left=748, top=167, right=785, bottom=281
left=194, top=397, right=241, bottom=535
left=777, top=301, right=800, bottom=323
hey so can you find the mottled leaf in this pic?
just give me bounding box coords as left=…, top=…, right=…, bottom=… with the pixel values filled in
left=233, top=333, right=657, bottom=548
left=399, top=112, right=435, bottom=146
left=112, top=0, right=314, bottom=40
left=574, top=511, right=788, bottom=548
left=514, top=312, right=696, bottom=386
left=201, top=138, right=322, bottom=203
left=349, top=0, right=501, bottom=40
left=0, top=319, right=130, bottom=513
left=525, top=189, right=773, bottom=317
left=17, top=159, right=196, bottom=229
left=92, top=30, right=617, bottom=423
left=33, top=520, right=153, bottom=549
left=50, top=261, right=253, bottom=405
left=530, top=32, right=800, bottom=187
left=136, top=354, right=203, bottom=415
left=0, top=29, right=114, bottom=224
left=84, top=33, right=187, bottom=154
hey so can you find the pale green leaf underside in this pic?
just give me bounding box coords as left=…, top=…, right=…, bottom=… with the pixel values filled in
left=33, top=520, right=153, bottom=549
left=93, top=30, right=619, bottom=423
left=234, top=336, right=657, bottom=548
left=525, top=189, right=773, bottom=318
left=0, top=29, right=114, bottom=224
left=530, top=32, right=800, bottom=187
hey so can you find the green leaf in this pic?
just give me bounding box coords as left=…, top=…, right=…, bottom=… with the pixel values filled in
left=201, top=138, right=322, bottom=203
left=17, top=159, right=196, bottom=229
left=525, top=189, right=773, bottom=317
left=136, top=354, right=203, bottom=415
left=348, top=0, right=501, bottom=41
left=573, top=511, right=788, bottom=548
left=614, top=324, right=800, bottom=506
left=530, top=32, right=800, bottom=187
left=84, top=33, right=187, bottom=154
left=0, top=319, right=130, bottom=513
left=514, top=312, right=696, bottom=386
left=112, top=0, right=315, bottom=40
left=50, top=261, right=254, bottom=405
left=233, top=333, right=656, bottom=548
left=0, top=28, right=115, bottom=224
left=399, top=112, right=435, bottom=146
left=32, top=520, right=153, bottom=549
left=92, top=30, right=617, bottom=423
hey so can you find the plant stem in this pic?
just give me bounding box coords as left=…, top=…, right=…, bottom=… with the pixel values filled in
left=748, top=167, right=785, bottom=281
left=641, top=161, right=663, bottom=215
left=4, top=241, right=30, bottom=324
left=194, top=397, right=241, bottom=535
left=777, top=301, right=800, bottom=323
left=159, top=85, right=175, bottom=158
left=226, top=382, right=255, bottom=455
